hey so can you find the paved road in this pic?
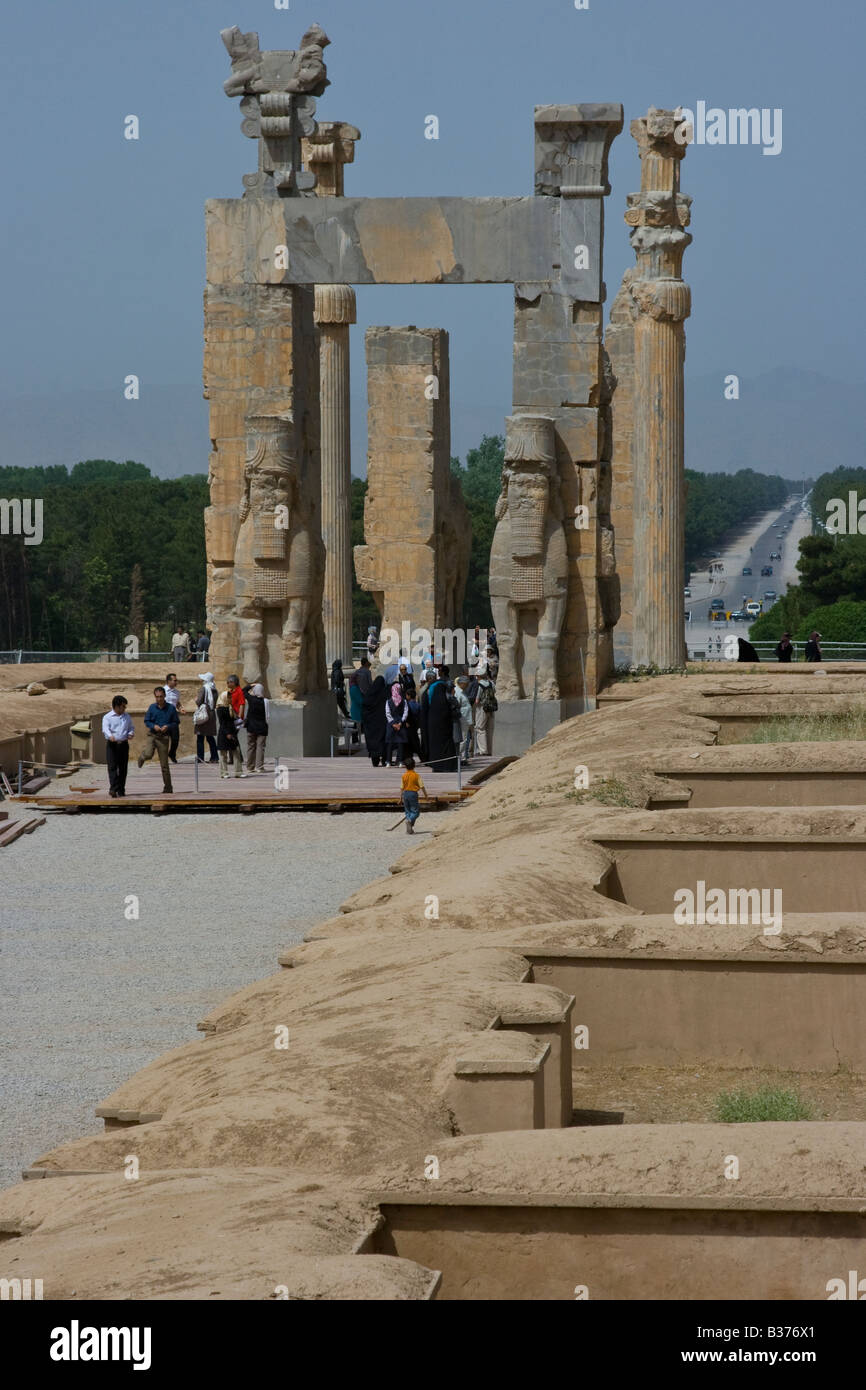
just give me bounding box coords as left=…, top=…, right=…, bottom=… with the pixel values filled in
left=686, top=495, right=810, bottom=659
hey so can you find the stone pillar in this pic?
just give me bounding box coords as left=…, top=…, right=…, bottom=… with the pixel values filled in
left=315, top=284, right=356, bottom=665
left=205, top=25, right=330, bottom=698
left=506, top=104, right=623, bottom=707
left=304, top=122, right=361, bottom=667
left=606, top=271, right=638, bottom=667
left=625, top=108, right=692, bottom=670
left=354, top=327, right=471, bottom=652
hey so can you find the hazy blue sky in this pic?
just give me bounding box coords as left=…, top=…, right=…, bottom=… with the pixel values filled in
left=1, top=0, right=862, bottom=470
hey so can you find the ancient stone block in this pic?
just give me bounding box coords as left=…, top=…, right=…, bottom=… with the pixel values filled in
left=354, top=328, right=470, bottom=646
left=513, top=340, right=602, bottom=409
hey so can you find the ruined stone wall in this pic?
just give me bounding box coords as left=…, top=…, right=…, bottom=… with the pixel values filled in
left=354, top=327, right=470, bottom=643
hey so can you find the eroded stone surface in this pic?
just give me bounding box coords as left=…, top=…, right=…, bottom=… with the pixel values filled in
left=354, top=328, right=470, bottom=646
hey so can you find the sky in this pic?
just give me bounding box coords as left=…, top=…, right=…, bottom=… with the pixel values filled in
left=1, top=0, right=862, bottom=472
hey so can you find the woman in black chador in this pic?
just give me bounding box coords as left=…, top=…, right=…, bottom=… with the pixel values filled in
left=420, top=664, right=457, bottom=773
left=330, top=659, right=350, bottom=718
left=362, top=675, right=389, bottom=767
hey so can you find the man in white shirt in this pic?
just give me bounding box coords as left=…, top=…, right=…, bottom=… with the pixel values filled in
left=162, top=673, right=186, bottom=763
left=454, top=674, right=474, bottom=761
left=102, top=695, right=135, bottom=798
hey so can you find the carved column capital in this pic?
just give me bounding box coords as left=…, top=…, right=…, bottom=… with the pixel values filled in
left=313, top=283, right=357, bottom=326
left=220, top=23, right=331, bottom=197
left=630, top=278, right=692, bottom=323
left=624, top=191, right=692, bottom=229
left=630, top=107, right=690, bottom=173
left=302, top=121, right=361, bottom=197
left=534, top=103, right=624, bottom=197
left=628, top=224, right=693, bottom=286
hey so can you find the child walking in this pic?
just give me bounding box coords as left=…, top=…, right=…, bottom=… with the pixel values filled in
left=401, top=757, right=428, bottom=834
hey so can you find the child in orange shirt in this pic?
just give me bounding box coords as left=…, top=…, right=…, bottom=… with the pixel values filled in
left=400, top=757, right=428, bottom=834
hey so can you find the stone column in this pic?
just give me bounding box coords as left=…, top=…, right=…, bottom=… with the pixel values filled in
left=354, top=327, right=470, bottom=650
left=303, top=122, right=361, bottom=666
left=626, top=108, right=692, bottom=670
left=315, top=283, right=356, bottom=666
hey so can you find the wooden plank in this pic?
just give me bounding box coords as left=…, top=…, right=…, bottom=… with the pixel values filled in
left=0, top=817, right=42, bottom=847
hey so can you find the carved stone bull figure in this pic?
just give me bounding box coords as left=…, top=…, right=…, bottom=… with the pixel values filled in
left=488, top=414, right=568, bottom=701
left=233, top=414, right=322, bottom=697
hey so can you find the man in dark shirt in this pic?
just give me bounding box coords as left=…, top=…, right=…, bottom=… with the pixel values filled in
left=805, top=631, right=823, bottom=662
left=137, top=686, right=179, bottom=793
left=355, top=656, right=373, bottom=696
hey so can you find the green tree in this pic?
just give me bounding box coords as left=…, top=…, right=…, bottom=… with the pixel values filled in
left=451, top=433, right=504, bottom=624
left=129, top=563, right=145, bottom=642
left=0, top=460, right=207, bottom=651
left=350, top=476, right=379, bottom=639
left=684, top=468, right=793, bottom=566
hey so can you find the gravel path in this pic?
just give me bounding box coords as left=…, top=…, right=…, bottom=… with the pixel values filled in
left=0, top=809, right=402, bottom=1190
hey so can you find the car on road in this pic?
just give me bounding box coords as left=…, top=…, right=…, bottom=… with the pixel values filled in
left=709, top=598, right=726, bottom=611
left=769, top=550, right=781, bottom=560
left=742, top=566, right=752, bottom=576
left=745, top=600, right=762, bottom=617
left=763, top=590, right=777, bottom=601
left=730, top=609, right=751, bottom=621
left=761, top=565, right=773, bottom=576
left=684, top=587, right=691, bottom=598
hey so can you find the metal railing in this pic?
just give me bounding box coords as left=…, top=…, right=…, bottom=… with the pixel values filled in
left=688, top=640, right=866, bottom=663
left=0, top=650, right=177, bottom=664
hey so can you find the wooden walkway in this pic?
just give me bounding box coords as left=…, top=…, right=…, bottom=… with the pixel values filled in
left=17, top=755, right=508, bottom=814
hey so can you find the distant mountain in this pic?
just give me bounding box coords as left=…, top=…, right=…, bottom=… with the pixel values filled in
left=684, top=367, right=866, bottom=480
left=1, top=366, right=860, bottom=483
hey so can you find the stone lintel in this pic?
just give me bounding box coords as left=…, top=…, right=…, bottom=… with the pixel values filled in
left=206, top=195, right=605, bottom=297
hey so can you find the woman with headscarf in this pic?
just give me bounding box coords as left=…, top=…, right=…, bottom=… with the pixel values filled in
left=421, top=664, right=457, bottom=772
left=805, top=631, right=823, bottom=662
left=385, top=681, right=411, bottom=767
left=242, top=681, right=270, bottom=773
left=194, top=672, right=218, bottom=763
left=330, top=659, right=350, bottom=718
left=347, top=666, right=364, bottom=725
left=362, top=675, right=389, bottom=767
left=216, top=690, right=245, bottom=779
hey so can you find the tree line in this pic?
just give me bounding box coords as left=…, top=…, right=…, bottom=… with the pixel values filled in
left=0, top=460, right=207, bottom=652
left=684, top=467, right=793, bottom=566
left=750, top=467, right=866, bottom=645
left=1, top=448, right=805, bottom=651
